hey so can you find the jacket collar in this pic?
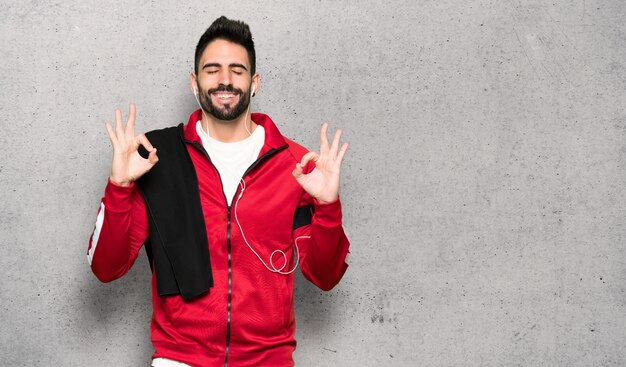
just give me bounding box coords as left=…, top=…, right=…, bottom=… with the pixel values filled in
left=182, top=109, right=288, bottom=153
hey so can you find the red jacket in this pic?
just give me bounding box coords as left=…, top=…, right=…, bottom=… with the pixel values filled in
left=87, top=110, right=350, bottom=366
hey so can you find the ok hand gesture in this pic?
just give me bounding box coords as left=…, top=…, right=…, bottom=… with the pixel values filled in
left=292, top=123, right=349, bottom=204
left=105, top=103, right=158, bottom=186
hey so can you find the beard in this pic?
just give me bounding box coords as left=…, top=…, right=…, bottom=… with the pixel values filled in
left=197, top=83, right=251, bottom=121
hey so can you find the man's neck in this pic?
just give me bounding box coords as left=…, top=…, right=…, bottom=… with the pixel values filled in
left=202, top=114, right=257, bottom=142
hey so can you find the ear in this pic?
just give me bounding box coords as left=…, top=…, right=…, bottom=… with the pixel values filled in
left=251, top=73, right=260, bottom=96
left=190, top=72, right=198, bottom=95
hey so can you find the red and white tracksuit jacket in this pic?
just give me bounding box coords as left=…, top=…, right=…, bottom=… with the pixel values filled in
left=87, top=110, right=350, bottom=366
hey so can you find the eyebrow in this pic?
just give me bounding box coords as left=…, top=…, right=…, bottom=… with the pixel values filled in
left=202, top=62, right=248, bottom=71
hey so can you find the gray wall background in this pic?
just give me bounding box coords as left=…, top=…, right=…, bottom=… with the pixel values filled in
left=1, top=0, right=625, bottom=366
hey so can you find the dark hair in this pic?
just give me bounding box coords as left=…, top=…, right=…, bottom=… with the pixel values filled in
left=194, top=16, right=256, bottom=75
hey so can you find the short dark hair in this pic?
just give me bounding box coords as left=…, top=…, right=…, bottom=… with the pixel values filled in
left=194, top=16, right=256, bottom=75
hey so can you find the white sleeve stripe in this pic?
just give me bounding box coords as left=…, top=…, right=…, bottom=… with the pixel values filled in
left=87, top=202, right=106, bottom=266
left=152, top=358, right=194, bottom=367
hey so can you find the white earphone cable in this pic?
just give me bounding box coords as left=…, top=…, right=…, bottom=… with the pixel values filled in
left=234, top=179, right=309, bottom=274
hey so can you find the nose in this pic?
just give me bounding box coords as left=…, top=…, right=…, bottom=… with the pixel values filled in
left=218, top=69, right=232, bottom=87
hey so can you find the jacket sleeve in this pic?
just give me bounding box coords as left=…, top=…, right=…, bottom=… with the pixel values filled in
left=86, top=178, right=149, bottom=283
left=294, top=192, right=350, bottom=291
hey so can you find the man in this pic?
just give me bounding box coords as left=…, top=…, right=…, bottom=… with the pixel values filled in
left=87, top=16, right=350, bottom=367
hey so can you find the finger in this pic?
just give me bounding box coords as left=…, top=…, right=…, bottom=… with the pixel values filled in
left=300, top=151, right=320, bottom=168
left=319, top=122, right=329, bottom=154
left=329, top=129, right=342, bottom=158
left=105, top=122, right=118, bottom=147
left=292, top=162, right=304, bottom=179
left=115, top=108, right=124, bottom=137
left=336, top=142, right=349, bottom=165
left=136, top=133, right=154, bottom=152
left=147, top=148, right=159, bottom=164
left=125, top=103, right=136, bottom=136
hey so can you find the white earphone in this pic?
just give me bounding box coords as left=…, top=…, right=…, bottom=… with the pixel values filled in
left=191, top=82, right=300, bottom=273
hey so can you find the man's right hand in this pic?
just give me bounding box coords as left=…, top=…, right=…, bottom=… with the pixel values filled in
left=105, top=103, right=159, bottom=186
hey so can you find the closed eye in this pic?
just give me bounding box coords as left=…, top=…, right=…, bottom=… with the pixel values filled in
left=229, top=63, right=248, bottom=74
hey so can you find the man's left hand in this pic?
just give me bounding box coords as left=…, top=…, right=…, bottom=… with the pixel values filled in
left=292, top=123, right=349, bottom=204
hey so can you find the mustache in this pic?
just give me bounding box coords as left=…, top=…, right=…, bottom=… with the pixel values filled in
left=206, top=84, right=244, bottom=95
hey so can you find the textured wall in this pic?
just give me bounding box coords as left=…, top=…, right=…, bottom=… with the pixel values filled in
left=1, top=0, right=625, bottom=366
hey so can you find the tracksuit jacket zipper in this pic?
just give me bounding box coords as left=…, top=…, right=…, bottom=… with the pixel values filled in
left=187, top=140, right=287, bottom=367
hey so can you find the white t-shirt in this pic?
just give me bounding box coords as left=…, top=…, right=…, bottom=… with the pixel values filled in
left=195, top=121, right=265, bottom=206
